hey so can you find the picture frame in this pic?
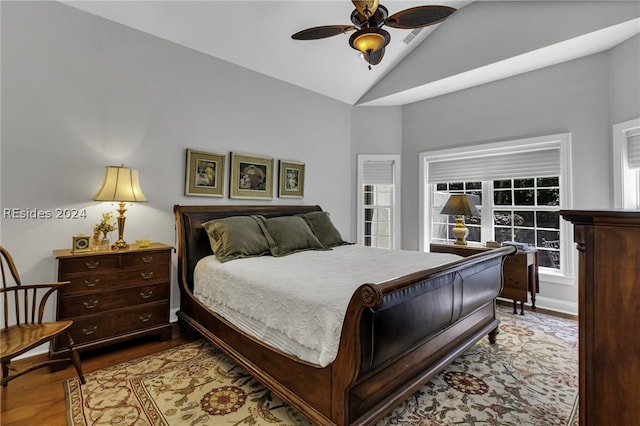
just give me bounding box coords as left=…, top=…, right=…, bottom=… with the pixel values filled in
left=230, top=152, right=274, bottom=199
left=278, top=160, right=305, bottom=198
left=71, top=234, right=92, bottom=253
left=185, top=149, right=225, bottom=197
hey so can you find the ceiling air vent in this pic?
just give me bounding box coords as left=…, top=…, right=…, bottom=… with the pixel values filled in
left=402, top=28, right=423, bottom=44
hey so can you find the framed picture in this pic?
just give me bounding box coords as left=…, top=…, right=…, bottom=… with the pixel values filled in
left=185, top=149, right=225, bottom=197
left=71, top=234, right=92, bottom=253
left=230, top=152, right=274, bottom=199
left=278, top=160, right=305, bottom=198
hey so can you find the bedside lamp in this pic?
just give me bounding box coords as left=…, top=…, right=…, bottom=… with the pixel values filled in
left=440, top=194, right=479, bottom=245
left=93, top=165, right=147, bottom=249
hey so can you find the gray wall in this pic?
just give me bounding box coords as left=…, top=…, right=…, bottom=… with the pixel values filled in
left=1, top=1, right=352, bottom=320
left=350, top=106, right=403, bottom=237
left=609, top=35, right=640, bottom=124
left=401, top=35, right=640, bottom=313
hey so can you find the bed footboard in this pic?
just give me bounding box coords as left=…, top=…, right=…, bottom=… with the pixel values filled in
left=333, top=246, right=515, bottom=425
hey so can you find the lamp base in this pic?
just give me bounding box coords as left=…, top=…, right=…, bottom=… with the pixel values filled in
left=451, top=215, right=469, bottom=245
left=112, top=201, right=130, bottom=250
left=111, top=239, right=130, bottom=250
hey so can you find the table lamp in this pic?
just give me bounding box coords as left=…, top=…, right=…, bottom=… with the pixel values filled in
left=440, top=194, right=480, bottom=245
left=93, top=165, right=147, bottom=249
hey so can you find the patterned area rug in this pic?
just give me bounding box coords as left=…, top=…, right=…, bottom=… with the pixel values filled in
left=65, top=305, right=578, bottom=425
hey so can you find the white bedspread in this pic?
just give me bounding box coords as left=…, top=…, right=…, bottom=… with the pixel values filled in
left=194, top=245, right=460, bottom=367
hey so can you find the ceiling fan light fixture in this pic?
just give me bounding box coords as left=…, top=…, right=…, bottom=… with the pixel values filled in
left=349, top=27, right=390, bottom=54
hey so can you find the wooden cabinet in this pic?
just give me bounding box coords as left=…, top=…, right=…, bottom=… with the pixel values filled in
left=51, top=243, right=173, bottom=360
left=430, top=242, right=539, bottom=314
left=561, top=210, right=640, bottom=426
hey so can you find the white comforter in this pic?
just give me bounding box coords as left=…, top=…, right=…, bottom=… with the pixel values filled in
left=194, top=245, right=460, bottom=367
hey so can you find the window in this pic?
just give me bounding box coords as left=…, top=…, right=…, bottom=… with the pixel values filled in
left=431, top=178, right=560, bottom=269
left=357, top=155, right=401, bottom=249
left=421, top=133, right=572, bottom=276
left=613, top=118, right=640, bottom=208
left=431, top=181, right=482, bottom=244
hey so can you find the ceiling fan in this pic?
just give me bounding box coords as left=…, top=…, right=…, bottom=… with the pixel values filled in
left=291, top=0, right=456, bottom=68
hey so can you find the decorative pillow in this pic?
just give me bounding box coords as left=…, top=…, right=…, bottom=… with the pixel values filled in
left=254, top=215, right=328, bottom=256
left=202, top=216, right=270, bottom=262
left=298, top=211, right=351, bottom=247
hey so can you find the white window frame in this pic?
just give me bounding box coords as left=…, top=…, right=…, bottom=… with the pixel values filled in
left=419, top=133, right=573, bottom=283
left=613, top=118, right=640, bottom=208
left=357, top=154, right=401, bottom=249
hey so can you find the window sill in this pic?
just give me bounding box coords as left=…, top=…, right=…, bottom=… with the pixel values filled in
left=539, top=269, right=575, bottom=286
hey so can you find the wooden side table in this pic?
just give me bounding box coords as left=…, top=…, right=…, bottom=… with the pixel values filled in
left=51, top=243, right=173, bottom=362
left=430, top=242, right=539, bottom=315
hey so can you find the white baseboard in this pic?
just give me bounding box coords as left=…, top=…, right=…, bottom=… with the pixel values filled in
left=533, top=296, right=578, bottom=316
left=499, top=296, right=578, bottom=316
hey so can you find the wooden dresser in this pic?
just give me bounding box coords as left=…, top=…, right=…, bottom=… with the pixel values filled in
left=430, top=242, right=539, bottom=315
left=561, top=210, right=640, bottom=426
left=51, top=243, right=173, bottom=360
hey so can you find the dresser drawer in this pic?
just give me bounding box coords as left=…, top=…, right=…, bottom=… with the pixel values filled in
left=122, top=250, right=170, bottom=267
left=59, top=283, right=169, bottom=318
left=61, top=264, right=169, bottom=295
left=69, top=303, right=170, bottom=345
left=58, top=256, right=120, bottom=275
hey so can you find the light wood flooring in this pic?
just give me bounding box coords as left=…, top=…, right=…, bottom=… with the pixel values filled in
left=0, top=324, right=197, bottom=426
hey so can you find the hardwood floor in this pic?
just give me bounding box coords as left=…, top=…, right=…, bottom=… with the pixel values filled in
left=0, top=324, right=197, bottom=426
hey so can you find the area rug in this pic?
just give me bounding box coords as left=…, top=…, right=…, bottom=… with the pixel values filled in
left=65, top=305, right=578, bottom=425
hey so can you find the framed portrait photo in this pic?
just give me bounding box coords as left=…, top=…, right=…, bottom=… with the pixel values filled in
left=230, top=152, right=274, bottom=199
left=278, top=160, right=305, bottom=198
left=185, top=149, right=226, bottom=197
left=71, top=234, right=92, bottom=253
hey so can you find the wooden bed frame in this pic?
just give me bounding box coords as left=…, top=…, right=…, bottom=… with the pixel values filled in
left=174, top=204, right=515, bottom=425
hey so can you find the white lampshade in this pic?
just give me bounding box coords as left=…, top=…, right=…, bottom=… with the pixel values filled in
left=93, top=166, right=147, bottom=202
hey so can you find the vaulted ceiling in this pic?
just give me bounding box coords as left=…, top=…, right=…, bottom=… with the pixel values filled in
left=62, top=1, right=640, bottom=106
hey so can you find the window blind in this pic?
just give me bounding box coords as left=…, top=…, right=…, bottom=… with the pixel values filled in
left=427, top=148, right=560, bottom=183
left=363, top=160, right=395, bottom=185
left=626, top=128, right=640, bottom=169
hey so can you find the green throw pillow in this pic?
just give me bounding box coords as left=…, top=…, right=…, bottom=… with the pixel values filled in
left=254, top=215, right=329, bottom=256
left=202, top=216, right=270, bottom=262
left=298, top=211, right=351, bottom=247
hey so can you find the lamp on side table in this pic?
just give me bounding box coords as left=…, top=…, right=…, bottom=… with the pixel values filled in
left=440, top=194, right=480, bottom=245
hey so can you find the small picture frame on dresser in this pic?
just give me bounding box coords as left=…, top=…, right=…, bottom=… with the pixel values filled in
left=71, top=234, right=92, bottom=253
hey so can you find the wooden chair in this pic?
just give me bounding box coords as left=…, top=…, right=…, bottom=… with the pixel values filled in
left=0, top=246, right=85, bottom=387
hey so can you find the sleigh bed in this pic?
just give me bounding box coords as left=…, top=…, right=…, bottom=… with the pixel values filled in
left=174, top=204, right=515, bottom=425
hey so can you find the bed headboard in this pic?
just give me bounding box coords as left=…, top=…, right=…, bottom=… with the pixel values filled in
left=173, top=204, right=322, bottom=291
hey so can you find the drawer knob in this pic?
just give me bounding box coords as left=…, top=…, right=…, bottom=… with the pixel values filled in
left=85, top=260, right=100, bottom=269
left=141, top=271, right=154, bottom=280
left=140, top=288, right=154, bottom=299
left=139, top=313, right=152, bottom=323
left=83, top=298, right=99, bottom=309
left=84, top=278, right=100, bottom=287
left=82, top=325, right=98, bottom=335
left=141, top=255, right=153, bottom=263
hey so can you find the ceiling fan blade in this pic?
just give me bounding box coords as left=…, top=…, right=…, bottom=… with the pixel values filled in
left=363, top=47, right=385, bottom=66
left=291, top=25, right=356, bottom=40
left=352, top=0, right=379, bottom=17
left=385, top=5, right=456, bottom=29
